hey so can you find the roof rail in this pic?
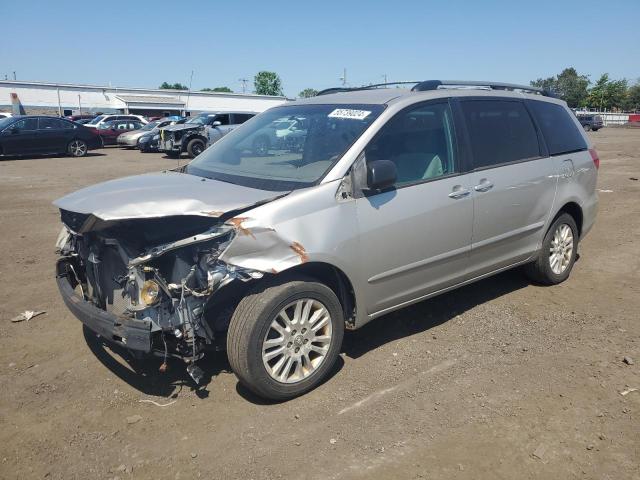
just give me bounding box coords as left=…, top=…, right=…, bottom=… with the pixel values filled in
left=316, top=81, right=420, bottom=96
left=315, top=80, right=555, bottom=97
left=411, top=80, right=554, bottom=97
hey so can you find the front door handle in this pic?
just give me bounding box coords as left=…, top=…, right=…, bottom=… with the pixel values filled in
left=474, top=179, right=494, bottom=192
left=448, top=186, right=471, bottom=199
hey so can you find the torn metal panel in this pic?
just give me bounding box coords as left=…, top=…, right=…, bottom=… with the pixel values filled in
left=53, top=171, right=287, bottom=221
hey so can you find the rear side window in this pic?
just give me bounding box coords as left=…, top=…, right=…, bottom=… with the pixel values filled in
left=461, top=100, right=540, bottom=169
left=529, top=101, right=587, bottom=155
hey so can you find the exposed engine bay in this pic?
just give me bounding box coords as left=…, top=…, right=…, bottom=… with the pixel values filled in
left=55, top=210, right=267, bottom=383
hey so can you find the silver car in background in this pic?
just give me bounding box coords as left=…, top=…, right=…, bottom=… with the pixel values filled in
left=53, top=80, right=598, bottom=400
left=117, top=117, right=182, bottom=147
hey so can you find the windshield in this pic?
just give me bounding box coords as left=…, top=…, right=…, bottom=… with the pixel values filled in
left=185, top=115, right=209, bottom=125
left=141, top=120, right=160, bottom=131
left=187, top=104, right=384, bottom=190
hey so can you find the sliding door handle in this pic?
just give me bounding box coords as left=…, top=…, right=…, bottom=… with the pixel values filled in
left=474, top=179, right=494, bottom=192
left=448, top=187, right=471, bottom=199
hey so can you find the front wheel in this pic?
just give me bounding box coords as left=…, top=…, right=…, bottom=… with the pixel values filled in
left=67, top=139, right=88, bottom=157
left=186, top=138, right=206, bottom=158
left=524, top=213, right=578, bottom=285
left=227, top=276, right=344, bottom=401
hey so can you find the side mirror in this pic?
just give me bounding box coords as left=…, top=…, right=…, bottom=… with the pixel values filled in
left=211, top=121, right=222, bottom=127
left=366, top=160, right=397, bottom=191
left=9, top=127, right=19, bottom=134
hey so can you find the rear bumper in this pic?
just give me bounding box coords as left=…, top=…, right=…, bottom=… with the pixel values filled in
left=56, top=258, right=152, bottom=353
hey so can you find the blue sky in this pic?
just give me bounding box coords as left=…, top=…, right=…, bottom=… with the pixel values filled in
left=1, top=0, right=638, bottom=97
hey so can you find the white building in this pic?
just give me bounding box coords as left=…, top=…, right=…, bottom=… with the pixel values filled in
left=0, top=80, right=287, bottom=117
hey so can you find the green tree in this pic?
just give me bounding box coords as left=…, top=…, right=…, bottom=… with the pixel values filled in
left=201, top=87, right=233, bottom=93
left=554, top=68, right=590, bottom=108
left=587, top=74, right=628, bottom=111
left=625, top=81, right=640, bottom=111
left=298, top=88, right=318, bottom=98
left=159, top=82, right=188, bottom=90
left=254, top=71, right=283, bottom=96
left=530, top=76, right=556, bottom=92
left=531, top=68, right=589, bottom=107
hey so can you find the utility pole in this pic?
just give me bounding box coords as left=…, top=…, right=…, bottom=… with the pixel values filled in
left=57, top=86, right=62, bottom=117
left=340, top=68, right=347, bottom=87
left=13, top=71, right=16, bottom=80
left=185, top=69, right=194, bottom=115
left=382, top=74, right=388, bottom=84
left=238, top=78, right=248, bottom=94
left=78, top=94, right=82, bottom=115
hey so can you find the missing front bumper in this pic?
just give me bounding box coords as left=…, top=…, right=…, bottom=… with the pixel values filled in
left=56, top=259, right=153, bottom=353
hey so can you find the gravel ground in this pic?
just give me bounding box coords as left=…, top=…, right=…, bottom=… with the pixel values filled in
left=0, top=131, right=638, bottom=480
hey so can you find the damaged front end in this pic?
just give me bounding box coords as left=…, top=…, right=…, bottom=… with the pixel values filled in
left=55, top=211, right=264, bottom=383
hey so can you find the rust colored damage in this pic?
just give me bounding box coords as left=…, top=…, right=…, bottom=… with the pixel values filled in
left=200, top=210, right=225, bottom=218
left=227, top=217, right=255, bottom=238
left=290, top=241, right=309, bottom=263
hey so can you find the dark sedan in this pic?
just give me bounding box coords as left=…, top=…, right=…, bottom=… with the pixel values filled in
left=89, top=119, right=145, bottom=145
left=0, top=116, right=102, bottom=157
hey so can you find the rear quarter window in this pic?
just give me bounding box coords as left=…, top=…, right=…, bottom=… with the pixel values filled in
left=460, top=100, right=540, bottom=169
left=529, top=101, right=587, bottom=155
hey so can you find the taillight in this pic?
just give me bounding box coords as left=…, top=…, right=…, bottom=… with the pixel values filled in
left=589, top=148, right=600, bottom=169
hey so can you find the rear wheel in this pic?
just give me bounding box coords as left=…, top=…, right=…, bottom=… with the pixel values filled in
left=227, top=276, right=344, bottom=401
left=67, top=139, right=88, bottom=157
left=583, top=124, right=591, bottom=132
left=524, top=213, right=578, bottom=285
left=186, top=138, right=206, bottom=158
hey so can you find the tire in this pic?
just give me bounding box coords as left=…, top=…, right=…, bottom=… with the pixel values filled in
left=583, top=124, right=591, bottom=132
left=67, top=139, right=88, bottom=157
left=227, top=275, right=345, bottom=401
left=186, top=138, right=206, bottom=158
left=252, top=135, right=270, bottom=155
left=524, top=213, right=578, bottom=285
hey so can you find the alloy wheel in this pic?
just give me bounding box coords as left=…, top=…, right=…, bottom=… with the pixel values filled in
left=261, top=298, right=333, bottom=384
left=549, top=223, right=574, bottom=274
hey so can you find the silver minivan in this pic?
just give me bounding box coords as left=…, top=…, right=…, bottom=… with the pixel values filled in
left=54, top=81, right=598, bottom=400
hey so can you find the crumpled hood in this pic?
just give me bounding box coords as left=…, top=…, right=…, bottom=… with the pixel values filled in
left=162, top=123, right=200, bottom=132
left=53, top=171, right=287, bottom=221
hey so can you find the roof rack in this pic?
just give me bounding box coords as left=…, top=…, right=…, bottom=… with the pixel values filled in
left=315, top=80, right=555, bottom=97
left=411, top=80, right=553, bottom=96
left=316, top=81, right=420, bottom=96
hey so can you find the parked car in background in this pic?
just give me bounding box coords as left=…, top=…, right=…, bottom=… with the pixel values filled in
left=158, top=111, right=255, bottom=158
left=66, top=114, right=98, bottom=123
left=238, top=116, right=307, bottom=155
left=0, top=112, right=13, bottom=119
left=138, top=117, right=187, bottom=152
left=74, top=118, right=94, bottom=125
left=84, top=114, right=147, bottom=129
left=52, top=80, right=598, bottom=400
left=577, top=114, right=603, bottom=131
left=117, top=117, right=184, bottom=148
left=0, top=115, right=101, bottom=157
left=89, top=119, right=145, bottom=145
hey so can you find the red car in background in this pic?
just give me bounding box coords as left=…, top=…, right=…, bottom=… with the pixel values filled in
left=88, top=119, right=145, bottom=145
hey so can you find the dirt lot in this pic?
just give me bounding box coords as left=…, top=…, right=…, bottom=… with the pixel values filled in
left=0, top=131, right=638, bottom=480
